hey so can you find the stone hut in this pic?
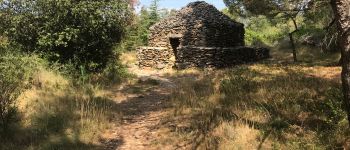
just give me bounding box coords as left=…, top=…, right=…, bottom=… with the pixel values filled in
left=137, top=1, right=269, bottom=69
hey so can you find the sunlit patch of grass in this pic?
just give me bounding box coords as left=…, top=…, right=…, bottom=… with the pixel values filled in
left=170, top=63, right=348, bottom=149
left=120, top=51, right=137, bottom=66
left=214, top=121, right=260, bottom=150
left=0, top=36, right=8, bottom=46
left=1, top=69, right=118, bottom=149
left=270, top=44, right=341, bottom=66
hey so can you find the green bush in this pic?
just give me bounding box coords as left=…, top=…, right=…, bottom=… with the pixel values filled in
left=120, top=1, right=163, bottom=51
left=244, top=16, right=285, bottom=46
left=0, top=0, right=132, bottom=72
left=0, top=51, right=41, bottom=133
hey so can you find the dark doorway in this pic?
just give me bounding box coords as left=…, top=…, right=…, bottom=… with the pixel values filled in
left=169, top=37, right=180, bottom=59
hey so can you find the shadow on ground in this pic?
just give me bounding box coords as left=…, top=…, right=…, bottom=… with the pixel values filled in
left=166, top=61, right=348, bottom=149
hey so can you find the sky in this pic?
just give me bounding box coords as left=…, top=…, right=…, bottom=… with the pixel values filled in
left=137, top=0, right=226, bottom=11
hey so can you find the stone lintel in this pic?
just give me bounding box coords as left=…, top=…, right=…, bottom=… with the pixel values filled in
left=168, top=34, right=183, bottom=38
left=138, top=46, right=168, bottom=50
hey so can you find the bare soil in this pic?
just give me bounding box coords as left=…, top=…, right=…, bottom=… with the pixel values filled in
left=100, top=67, right=182, bottom=150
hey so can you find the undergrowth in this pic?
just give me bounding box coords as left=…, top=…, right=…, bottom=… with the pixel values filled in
left=170, top=63, right=348, bottom=149
left=0, top=48, right=127, bottom=149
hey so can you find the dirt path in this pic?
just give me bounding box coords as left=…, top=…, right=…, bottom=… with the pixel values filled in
left=101, top=68, right=179, bottom=150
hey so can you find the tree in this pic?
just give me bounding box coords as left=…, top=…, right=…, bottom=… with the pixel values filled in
left=149, top=0, right=160, bottom=25
left=224, top=0, right=310, bottom=62
left=0, top=0, right=132, bottom=72
left=129, top=0, right=139, bottom=7
left=121, top=0, right=166, bottom=51
left=121, top=7, right=150, bottom=51
left=158, top=8, right=177, bottom=19
left=331, top=0, right=350, bottom=126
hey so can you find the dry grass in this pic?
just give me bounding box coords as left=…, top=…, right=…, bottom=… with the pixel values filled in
left=120, top=51, right=138, bottom=66
left=271, top=44, right=341, bottom=66
left=168, top=47, right=349, bottom=149
left=0, top=36, right=7, bottom=46
left=1, top=45, right=345, bottom=149
left=1, top=69, right=119, bottom=150
left=214, top=122, right=260, bottom=150
left=118, top=45, right=346, bottom=149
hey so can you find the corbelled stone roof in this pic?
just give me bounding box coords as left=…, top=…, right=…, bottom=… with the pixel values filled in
left=149, top=1, right=245, bottom=48
left=150, top=1, right=243, bottom=32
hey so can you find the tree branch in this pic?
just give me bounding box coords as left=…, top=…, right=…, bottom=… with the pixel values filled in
left=324, top=18, right=336, bottom=31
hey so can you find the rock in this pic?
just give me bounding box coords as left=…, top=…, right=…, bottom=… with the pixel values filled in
left=156, top=64, right=166, bottom=70
left=137, top=47, right=172, bottom=69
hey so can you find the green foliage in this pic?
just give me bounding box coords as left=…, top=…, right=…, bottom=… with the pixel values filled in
left=322, top=88, right=346, bottom=124
left=224, top=0, right=309, bottom=17
left=0, top=0, right=132, bottom=72
left=149, top=0, right=160, bottom=25
left=224, top=0, right=341, bottom=57
left=245, top=16, right=286, bottom=46
left=222, top=8, right=240, bottom=20
left=0, top=49, right=41, bottom=134
left=224, top=0, right=277, bottom=17
left=222, top=8, right=283, bottom=46
left=304, top=0, right=333, bottom=28
left=121, top=7, right=152, bottom=51
left=121, top=0, right=176, bottom=51
left=100, top=59, right=130, bottom=85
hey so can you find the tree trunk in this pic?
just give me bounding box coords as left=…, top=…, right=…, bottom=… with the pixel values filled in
left=289, top=17, right=299, bottom=62
left=331, top=0, right=350, bottom=126
left=289, top=32, right=298, bottom=62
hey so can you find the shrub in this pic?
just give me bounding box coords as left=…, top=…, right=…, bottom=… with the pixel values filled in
left=0, top=0, right=133, bottom=72
left=244, top=16, right=285, bottom=46
left=0, top=51, right=40, bottom=134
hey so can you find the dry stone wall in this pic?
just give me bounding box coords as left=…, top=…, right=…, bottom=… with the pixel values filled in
left=137, top=47, right=174, bottom=69
left=175, top=46, right=270, bottom=69
left=148, top=1, right=244, bottom=48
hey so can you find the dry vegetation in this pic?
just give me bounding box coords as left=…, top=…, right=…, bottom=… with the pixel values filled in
left=162, top=47, right=349, bottom=149
left=1, top=68, right=120, bottom=150
left=1, top=0, right=346, bottom=149
left=1, top=46, right=347, bottom=150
